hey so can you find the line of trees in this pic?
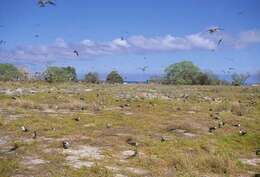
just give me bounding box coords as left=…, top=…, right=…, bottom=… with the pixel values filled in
left=0, top=62, right=251, bottom=86
left=0, top=63, right=124, bottom=84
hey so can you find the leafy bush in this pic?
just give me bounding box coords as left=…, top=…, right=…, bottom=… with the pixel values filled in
left=163, top=61, right=226, bottom=85
left=106, top=70, right=123, bottom=84
left=43, top=66, right=77, bottom=82
left=164, top=61, right=201, bottom=85
left=0, top=63, right=22, bottom=81
left=84, top=72, right=100, bottom=83
left=231, top=73, right=249, bottom=86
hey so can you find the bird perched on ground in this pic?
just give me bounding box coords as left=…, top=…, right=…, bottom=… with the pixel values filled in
left=209, top=126, right=217, bottom=133
left=32, top=131, right=37, bottom=139
left=62, top=141, right=70, bottom=149
left=74, top=117, right=80, bottom=121
left=106, top=123, right=112, bottom=129
left=38, top=0, right=56, bottom=7
left=9, top=143, right=19, bottom=152
left=126, top=149, right=138, bottom=159
left=73, top=50, right=79, bottom=56
left=21, top=126, right=29, bottom=132
left=126, top=138, right=138, bottom=147
left=208, top=27, right=224, bottom=34
left=138, top=66, right=148, bottom=72
left=161, top=136, right=171, bottom=142
left=256, top=149, right=260, bottom=155
left=233, top=123, right=241, bottom=127
left=239, top=129, right=247, bottom=136
left=218, top=121, right=225, bottom=128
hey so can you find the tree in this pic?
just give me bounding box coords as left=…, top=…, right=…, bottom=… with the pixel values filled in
left=43, top=66, right=77, bottom=82
left=63, top=66, right=77, bottom=81
left=164, top=61, right=201, bottom=85
left=231, top=73, right=250, bottom=86
left=106, top=70, right=123, bottom=84
left=195, top=71, right=221, bottom=85
left=148, top=75, right=166, bottom=84
left=84, top=72, right=100, bottom=83
left=0, top=63, right=22, bottom=81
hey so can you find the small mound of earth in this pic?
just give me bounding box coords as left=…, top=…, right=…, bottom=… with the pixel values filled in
left=106, top=165, right=150, bottom=176
left=169, top=129, right=197, bottom=137
left=21, top=156, right=49, bottom=169
left=63, top=145, right=104, bottom=169
left=239, top=158, right=260, bottom=166
left=121, top=150, right=136, bottom=160
left=115, top=174, right=127, bottom=177
left=125, top=167, right=150, bottom=175
left=183, top=132, right=197, bottom=137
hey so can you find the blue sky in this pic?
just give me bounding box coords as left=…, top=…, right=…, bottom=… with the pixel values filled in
left=0, top=0, right=260, bottom=80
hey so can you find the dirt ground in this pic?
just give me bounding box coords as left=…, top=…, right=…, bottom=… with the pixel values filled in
left=0, top=82, right=259, bottom=177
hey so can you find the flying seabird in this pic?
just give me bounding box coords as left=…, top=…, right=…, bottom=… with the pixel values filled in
left=237, top=11, right=244, bottom=15
left=208, top=27, right=224, bottom=34
left=73, top=50, right=79, bottom=56
left=139, top=66, right=148, bottom=72
left=0, top=40, right=6, bottom=45
left=38, top=0, right=56, bottom=7
left=217, top=39, right=223, bottom=46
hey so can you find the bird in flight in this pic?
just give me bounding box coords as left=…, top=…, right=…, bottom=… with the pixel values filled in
left=0, top=40, right=6, bottom=45
left=208, top=27, right=224, bottom=34
left=217, top=39, right=223, bottom=46
left=38, top=0, right=56, bottom=7
left=73, top=50, right=79, bottom=56
left=35, top=34, right=39, bottom=38
left=237, top=11, right=244, bottom=15
left=139, top=66, right=148, bottom=72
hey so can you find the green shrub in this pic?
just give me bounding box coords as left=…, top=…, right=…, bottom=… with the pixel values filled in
left=43, top=66, right=77, bottom=82
left=106, top=70, right=123, bottom=84
left=231, top=73, right=250, bottom=86
left=84, top=72, right=100, bottom=83
left=0, top=63, right=22, bottom=81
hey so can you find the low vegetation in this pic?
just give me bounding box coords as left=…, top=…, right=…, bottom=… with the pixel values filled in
left=0, top=82, right=259, bottom=177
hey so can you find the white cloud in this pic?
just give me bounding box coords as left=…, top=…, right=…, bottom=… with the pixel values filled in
left=1, top=29, right=260, bottom=63
left=239, top=30, right=260, bottom=43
